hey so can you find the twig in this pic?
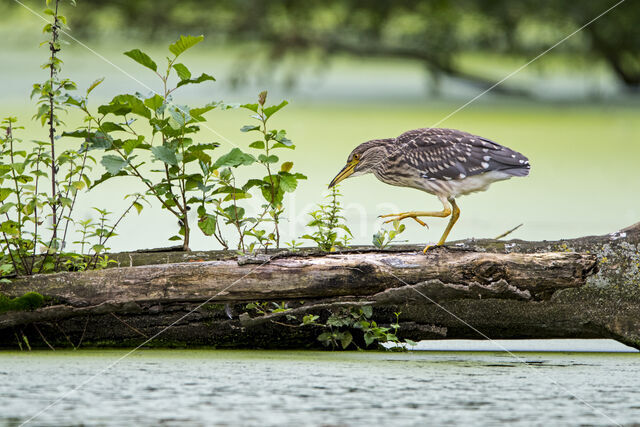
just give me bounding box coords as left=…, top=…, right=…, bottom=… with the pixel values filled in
left=494, top=223, right=523, bottom=240
left=14, top=332, right=24, bottom=351
left=48, top=0, right=61, bottom=245
left=55, top=322, right=76, bottom=350
left=76, top=317, right=89, bottom=349
left=110, top=312, right=148, bottom=338
left=33, top=324, right=55, bottom=351
left=270, top=320, right=300, bottom=328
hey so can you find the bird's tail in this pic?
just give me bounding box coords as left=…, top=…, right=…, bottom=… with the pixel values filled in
left=501, top=166, right=530, bottom=177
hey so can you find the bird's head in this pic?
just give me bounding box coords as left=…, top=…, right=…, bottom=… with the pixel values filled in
left=328, top=139, right=392, bottom=188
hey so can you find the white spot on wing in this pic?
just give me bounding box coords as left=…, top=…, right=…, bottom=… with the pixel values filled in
left=483, top=155, right=491, bottom=161
left=481, top=162, right=489, bottom=169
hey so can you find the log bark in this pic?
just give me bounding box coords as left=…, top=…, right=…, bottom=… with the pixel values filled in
left=1, top=222, right=638, bottom=350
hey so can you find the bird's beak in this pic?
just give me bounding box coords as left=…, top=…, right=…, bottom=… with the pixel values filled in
left=329, top=160, right=358, bottom=188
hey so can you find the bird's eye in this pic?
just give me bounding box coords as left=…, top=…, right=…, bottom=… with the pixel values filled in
left=353, top=154, right=360, bottom=161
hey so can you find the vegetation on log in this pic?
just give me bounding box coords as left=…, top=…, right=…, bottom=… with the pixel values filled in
left=1, top=222, right=638, bottom=350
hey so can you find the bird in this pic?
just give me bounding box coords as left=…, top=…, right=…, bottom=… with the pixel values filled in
left=328, top=128, right=530, bottom=253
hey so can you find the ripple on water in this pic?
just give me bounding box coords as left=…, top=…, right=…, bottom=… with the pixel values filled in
left=0, top=350, right=639, bottom=426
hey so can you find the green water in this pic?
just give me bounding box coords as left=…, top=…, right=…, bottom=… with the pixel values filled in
left=2, top=101, right=639, bottom=252
left=2, top=34, right=639, bottom=251
left=1, top=350, right=639, bottom=426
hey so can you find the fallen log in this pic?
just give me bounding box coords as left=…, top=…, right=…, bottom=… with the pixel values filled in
left=0, top=222, right=638, bottom=350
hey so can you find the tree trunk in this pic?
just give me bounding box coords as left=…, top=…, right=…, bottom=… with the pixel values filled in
left=1, top=222, right=639, bottom=350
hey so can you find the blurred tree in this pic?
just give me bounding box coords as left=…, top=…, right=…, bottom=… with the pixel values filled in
left=43, top=0, right=640, bottom=93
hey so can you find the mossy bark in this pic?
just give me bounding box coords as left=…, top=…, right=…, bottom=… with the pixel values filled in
left=0, top=222, right=638, bottom=350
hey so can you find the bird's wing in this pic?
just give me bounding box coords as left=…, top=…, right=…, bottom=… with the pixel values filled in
left=391, top=128, right=530, bottom=181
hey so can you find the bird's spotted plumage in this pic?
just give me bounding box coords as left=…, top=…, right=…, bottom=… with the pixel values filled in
left=352, top=128, right=530, bottom=198
left=330, top=127, right=531, bottom=251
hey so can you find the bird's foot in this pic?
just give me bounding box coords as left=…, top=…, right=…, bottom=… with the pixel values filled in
left=379, top=213, right=429, bottom=228
left=422, top=244, right=441, bottom=254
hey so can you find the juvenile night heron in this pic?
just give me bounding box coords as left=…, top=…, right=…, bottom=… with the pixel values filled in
left=328, top=128, right=530, bottom=252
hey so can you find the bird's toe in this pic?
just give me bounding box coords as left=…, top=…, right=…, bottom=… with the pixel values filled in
left=422, top=244, right=440, bottom=254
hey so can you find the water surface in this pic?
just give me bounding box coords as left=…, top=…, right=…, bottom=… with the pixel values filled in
left=2, top=350, right=639, bottom=426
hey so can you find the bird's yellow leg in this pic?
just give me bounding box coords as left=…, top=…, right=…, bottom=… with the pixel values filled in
left=423, top=199, right=460, bottom=253
left=380, top=196, right=452, bottom=229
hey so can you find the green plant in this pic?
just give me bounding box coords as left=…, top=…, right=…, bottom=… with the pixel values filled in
left=0, top=1, right=134, bottom=277
left=285, top=239, right=303, bottom=252
left=309, top=306, right=416, bottom=350
left=372, top=219, right=406, bottom=249
left=65, top=35, right=220, bottom=251
left=196, top=91, right=306, bottom=253
left=245, top=301, right=290, bottom=315
left=302, top=185, right=352, bottom=252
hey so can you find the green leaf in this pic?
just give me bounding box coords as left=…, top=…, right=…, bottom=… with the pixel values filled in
left=97, top=103, right=131, bottom=117
left=240, top=103, right=259, bottom=113
left=151, top=145, right=178, bottom=166
left=123, top=137, right=143, bottom=155
left=169, top=35, right=204, bottom=57
left=99, top=122, right=126, bottom=133
left=243, top=179, right=264, bottom=191
left=258, top=154, right=279, bottom=164
left=1, top=220, right=19, bottom=236
left=190, top=102, right=220, bottom=120
left=87, top=131, right=113, bottom=150
left=213, top=148, right=256, bottom=169
left=65, top=94, right=84, bottom=108
left=101, top=155, right=128, bottom=175
left=317, top=332, right=332, bottom=343
left=0, top=203, right=14, bottom=215
left=198, top=214, right=217, bottom=236
left=222, top=206, right=245, bottom=222
left=281, top=161, right=293, bottom=172
left=274, top=130, right=293, bottom=146
left=184, top=147, right=212, bottom=164
left=144, top=94, right=165, bottom=112
left=101, top=94, right=151, bottom=119
left=168, top=235, right=182, bottom=241
left=173, top=63, right=191, bottom=80
left=91, top=171, right=128, bottom=188
left=124, top=49, right=157, bottom=72
left=133, top=201, right=143, bottom=214
left=86, top=77, right=105, bottom=95
left=167, top=105, right=190, bottom=128
left=249, top=141, right=265, bottom=149
left=0, top=188, right=12, bottom=202
left=176, top=73, right=215, bottom=88
left=223, top=192, right=251, bottom=201
left=340, top=331, right=353, bottom=349
left=62, top=129, right=89, bottom=138
left=361, top=305, right=373, bottom=318
left=240, top=125, right=260, bottom=133
left=278, top=173, right=298, bottom=192
left=263, top=100, right=288, bottom=118
left=364, top=333, right=375, bottom=347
